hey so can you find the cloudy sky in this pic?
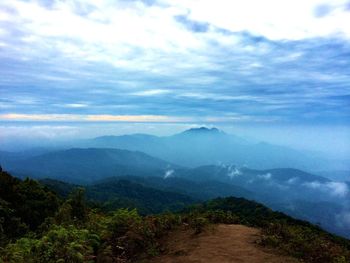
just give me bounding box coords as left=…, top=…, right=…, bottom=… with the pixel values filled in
left=0, top=0, right=349, bottom=156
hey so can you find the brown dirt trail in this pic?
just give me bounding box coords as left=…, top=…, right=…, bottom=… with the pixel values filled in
left=148, top=224, right=299, bottom=263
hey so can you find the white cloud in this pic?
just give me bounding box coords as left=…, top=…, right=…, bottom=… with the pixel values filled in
left=164, top=0, right=350, bottom=40
left=179, top=92, right=264, bottom=102
left=287, top=177, right=298, bottom=184
left=327, top=182, right=349, bottom=197
left=336, top=211, right=350, bottom=229
left=257, top=173, right=272, bottom=180
left=1, top=0, right=204, bottom=69
left=227, top=166, right=242, bottom=178
left=63, top=103, right=88, bottom=108
left=0, top=113, right=256, bottom=123
left=0, top=0, right=349, bottom=130
left=164, top=169, right=174, bottom=179
left=2, top=0, right=349, bottom=74
left=131, top=89, right=171, bottom=96
left=0, top=125, right=79, bottom=140
left=304, top=181, right=323, bottom=189
left=303, top=181, right=349, bottom=197
left=0, top=113, right=184, bottom=122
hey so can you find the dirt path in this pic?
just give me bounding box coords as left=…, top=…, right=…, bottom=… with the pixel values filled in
left=148, top=224, right=299, bottom=263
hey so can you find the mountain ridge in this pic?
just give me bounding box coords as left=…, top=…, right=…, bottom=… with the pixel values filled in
left=2, top=147, right=178, bottom=184
left=81, top=128, right=333, bottom=170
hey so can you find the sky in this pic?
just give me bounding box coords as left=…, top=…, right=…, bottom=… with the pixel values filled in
left=0, top=0, right=349, bottom=158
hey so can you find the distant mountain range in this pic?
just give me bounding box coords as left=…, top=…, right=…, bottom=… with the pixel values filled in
left=2, top=148, right=177, bottom=184
left=80, top=127, right=340, bottom=171
left=1, top=127, right=347, bottom=172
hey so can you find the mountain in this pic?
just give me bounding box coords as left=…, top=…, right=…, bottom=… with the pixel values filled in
left=158, top=164, right=348, bottom=205
left=39, top=178, right=79, bottom=198
left=176, top=165, right=328, bottom=182
left=175, top=165, right=332, bottom=201
left=40, top=175, right=254, bottom=213
left=82, top=127, right=333, bottom=170
left=41, top=177, right=195, bottom=214
left=1, top=127, right=343, bottom=172
left=0, top=149, right=51, bottom=163
left=165, top=165, right=350, bottom=238
left=316, top=170, right=350, bottom=181
left=86, top=178, right=195, bottom=214
left=180, top=126, right=221, bottom=134
left=2, top=148, right=178, bottom=184
left=99, top=175, right=254, bottom=201
left=269, top=200, right=347, bottom=237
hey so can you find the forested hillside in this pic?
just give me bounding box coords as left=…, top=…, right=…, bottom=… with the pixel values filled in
left=1, top=170, right=349, bottom=263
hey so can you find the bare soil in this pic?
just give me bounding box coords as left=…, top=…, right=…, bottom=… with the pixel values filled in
left=147, top=224, right=299, bottom=263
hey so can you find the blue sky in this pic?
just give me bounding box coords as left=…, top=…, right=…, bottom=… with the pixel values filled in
left=0, top=0, right=350, bottom=157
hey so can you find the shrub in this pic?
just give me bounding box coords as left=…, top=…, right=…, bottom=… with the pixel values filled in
left=1, top=225, right=99, bottom=263
left=260, top=223, right=350, bottom=263
left=108, top=208, right=142, bottom=237
left=188, top=215, right=209, bottom=234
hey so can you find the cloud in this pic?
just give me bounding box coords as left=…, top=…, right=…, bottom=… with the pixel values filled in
left=0, top=113, right=182, bottom=122
left=179, top=92, right=263, bottom=102
left=86, top=114, right=176, bottom=122
left=131, top=89, right=171, bottom=96
left=175, top=14, right=209, bottom=33
left=0, top=113, right=257, bottom=123
left=287, top=177, right=298, bottom=184
left=0, top=0, right=349, bottom=128
left=0, top=114, right=82, bottom=121
left=327, top=182, right=349, bottom=197
left=303, top=181, right=349, bottom=197
left=227, top=166, right=242, bottom=178
left=336, top=211, right=350, bottom=229
left=0, top=125, right=80, bottom=140
left=164, top=169, right=174, bottom=179
left=166, top=0, right=350, bottom=40
left=257, top=173, right=272, bottom=180
left=63, top=103, right=88, bottom=108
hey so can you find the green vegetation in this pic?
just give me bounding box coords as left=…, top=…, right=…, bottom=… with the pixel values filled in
left=0, top=171, right=59, bottom=244
left=1, top=171, right=350, bottom=262
left=41, top=177, right=196, bottom=214
left=86, top=179, right=196, bottom=214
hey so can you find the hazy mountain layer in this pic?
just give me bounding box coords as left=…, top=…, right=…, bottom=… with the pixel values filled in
left=83, top=127, right=338, bottom=171
left=2, top=148, right=178, bottom=184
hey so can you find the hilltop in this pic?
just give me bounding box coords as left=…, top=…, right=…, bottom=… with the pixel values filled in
left=150, top=224, right=298, bottom=263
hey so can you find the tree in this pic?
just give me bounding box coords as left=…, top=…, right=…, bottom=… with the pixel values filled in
left=67, top=188, right=88, bottom=222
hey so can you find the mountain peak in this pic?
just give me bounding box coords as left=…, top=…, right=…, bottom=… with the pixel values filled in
left=182, top=127, right=223, bottom=135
